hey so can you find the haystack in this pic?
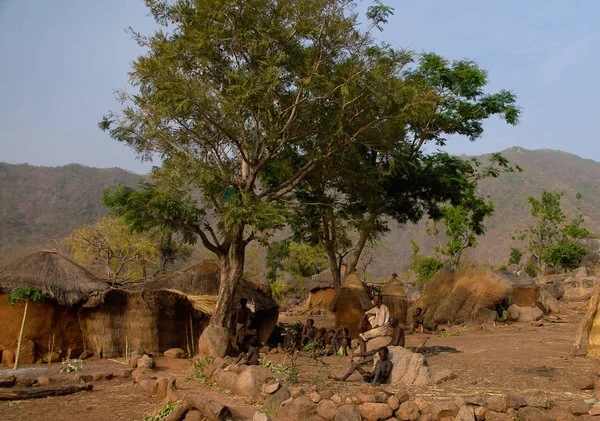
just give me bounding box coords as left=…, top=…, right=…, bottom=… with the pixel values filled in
left=329, top=272, right=373, bottom=337
left=381, top=274, right=408, bottom=324
left=79, top=288, right=208, bottom=357
left=0, top=250, right=108, bottom=361
left=305, top=266, right=346, bottom=312
left=572, top=284, right=600, bottom=357
left=417, top=266, right=513, bottom=326
left=134, top=260, right=279, bottom=344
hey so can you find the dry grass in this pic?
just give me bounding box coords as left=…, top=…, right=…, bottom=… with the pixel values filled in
left=0, top=250, right=108, bottom=306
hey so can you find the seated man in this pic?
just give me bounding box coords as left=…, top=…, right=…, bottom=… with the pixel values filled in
left=333, top=346, right=393, bottom=385
left=354, top=316, right=404, bottom=356
left=233, top=337, right=259, bottom=366
left=301, top=318, right=317, bottom=346
left=411, top=307, right=424, bottom=333
left=358, top=295, right=390, bottom=351
left=236, top=318, right=258, bottom=353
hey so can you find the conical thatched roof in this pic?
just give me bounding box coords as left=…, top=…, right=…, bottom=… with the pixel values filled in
left=0, top=250, right=108, bottom=306
left=329, top=272, right=373, bottom=312
left=492, top=270, right=535, bottom=287
left=381, top=275, right=406, bottom=297
left=307, top=266, right=346, bottom=292
left=132, top=259, right=278, bottom=312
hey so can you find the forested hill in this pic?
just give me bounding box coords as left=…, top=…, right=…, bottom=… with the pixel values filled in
left=0, top=162, right=142, bottom=263
left=1, top=148, right=600, bottom=274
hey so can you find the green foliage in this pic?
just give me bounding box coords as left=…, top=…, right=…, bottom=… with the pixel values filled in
left=508, top=248, right=523, bottom=265
left=517, top=190, right=589, bottom=269
left=285, top=244, right=328, bottom=278
left=265, top=240, right=291, bottom=283
left=142, top=400, right=182, bottom=421
left=409, top=239, right=443, bottom=288
left=524, top=260, right=538, bottom=278
left=60, top=359, right=84, bottom=373
left=8, top=288, right=44, bottom=307
left=185, top=356, right=217, bottom=386
left=543, top=244, right=589, bottom=271
left=261, top=358, right=299, bottom=384
left=497, top=265, right=508, bottom=271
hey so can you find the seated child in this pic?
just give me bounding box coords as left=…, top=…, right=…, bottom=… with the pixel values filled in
left=333, top=346, right=392, bottom=385
left=234, top=337, right=259, bottom=366
left=412, top=308, right=425, bottom=333
left=236, top=318, right=258, bottom=353
left=301, top=319, right=317, bottom=346
left=331, top=327, right=351, bottom=357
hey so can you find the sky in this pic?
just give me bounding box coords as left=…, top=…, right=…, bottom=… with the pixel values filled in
left=1, top=0, right=598, bottom=174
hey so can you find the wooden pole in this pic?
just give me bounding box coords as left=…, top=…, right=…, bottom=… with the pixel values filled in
left=185, top=322, right=192, bottom=359
left=14, top=300, right=29, bottom=370
left=189, top=315, right=195, bottom=356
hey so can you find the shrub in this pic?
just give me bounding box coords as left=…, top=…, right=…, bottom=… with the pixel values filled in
left=543, top=243, right=589, bottom=271
left=508, top=248, right=523, bottom=265
left=524, top=260, right=538, bottom=278
left=414, top=257, right=444, bottom=288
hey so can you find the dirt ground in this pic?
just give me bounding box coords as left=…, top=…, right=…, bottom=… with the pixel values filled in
left=1, top=304, right=597, bottom=421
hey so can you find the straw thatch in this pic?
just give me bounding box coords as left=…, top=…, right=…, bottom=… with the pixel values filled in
left=307, top=266, right=347, bottom=292
left=0, top=250, right=108, bottom=306
left=381, top=275, right=408, bottom=324
left=417, top=266, right=514, bottom=326
left=79, top=288, right=208, bottom=357
left=329, top=272, right=373, bottom=337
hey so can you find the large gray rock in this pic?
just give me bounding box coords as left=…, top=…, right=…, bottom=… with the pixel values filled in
left=317, top=399, right=338, bottom=421
left=507, top=304, right=543, bottom=322
left=358, top=403, right=393, bottom=421
left=233, top=365, right=274, bottom=401
left=537, top=290, right=560, bottom=314
left=264, top=385, right=290, bottom=411
left=198, top=324, right=230, bottom=357
left=366, top=336, right=393, bottom=352
left=281, top=395, right=316, bottom=419
left=335, top=404, right=362, bottom=421
left=574, top=267, right=589, bottom=278
left=388, top=346, right=431, bottom=386
left=549, top=280, right=564, bottom=300
left=455, top=406, right=476, bottom=421
left=517, top=407, right=551, bottom=421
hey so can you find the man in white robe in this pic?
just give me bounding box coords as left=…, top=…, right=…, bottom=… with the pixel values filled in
left=359, top=295, right=390, bottom=341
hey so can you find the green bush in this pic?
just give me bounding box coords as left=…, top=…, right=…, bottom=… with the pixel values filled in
left=543, top=243, right=589, bottom=271
left=508, top=248, right=523, bottom=265
left=497, top=265, right=508, bottom=271
left=414, top=257, right=444, bottom=288
left=524, top=261, right=538, bottom=278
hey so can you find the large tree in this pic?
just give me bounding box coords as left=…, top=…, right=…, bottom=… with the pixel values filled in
left=100, top=0, right=421, bottom=355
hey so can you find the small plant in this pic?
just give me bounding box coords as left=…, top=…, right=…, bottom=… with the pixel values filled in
left=185, top=356, right=217, bottom=386
left=436, top=332, right=463, bottom=338
left=524, top=260, right=538, bottom=278
left=8, top=287, right=44, bottom=369
left=261, top=357, right=299, bottom=384
left=508, top=248, right=523, bottom=265
left=259, top=409, right=277, bottom=414
left=60, top=359, right=84, bottom=373
left=303, top=340, right=326, bottom=361
left=142, top=400, right=182, bottom=421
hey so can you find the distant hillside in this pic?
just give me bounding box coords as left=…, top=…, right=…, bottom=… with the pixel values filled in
left=0, top=162, right=142, bottom=263
left=2, top=148, right=600, bottom=276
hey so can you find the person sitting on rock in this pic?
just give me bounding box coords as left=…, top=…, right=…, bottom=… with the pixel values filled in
left=236, top=318, right=258, bottom=353
left=333, top=346, right=392, bottom=385
left=301, top=318, right=317, bottom=346
left=354, top=316, right=404, bottom=356
left=234, top=337, right=259, bottom=366
left=331, top=327, right=351, bottom=357
left=358, top=295, right=390, bottom=351
left=411, top=307, right=425, bottom=333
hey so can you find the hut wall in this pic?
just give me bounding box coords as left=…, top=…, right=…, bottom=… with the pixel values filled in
left=307, top=288, right=336, bottom=310
left=79, top=290, right=207, bottom=357
left=513, top=286, right=537, bottom=307
left=382, top=295, right=408, bottom=325
left=0, top=295, right=83, bottom=361
left=334, top=295, right=367, bottom=338
left=255, top=309, right=279, bottom=345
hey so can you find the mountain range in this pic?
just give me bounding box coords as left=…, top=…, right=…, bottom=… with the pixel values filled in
left=1, top=147, right=599, bottom=277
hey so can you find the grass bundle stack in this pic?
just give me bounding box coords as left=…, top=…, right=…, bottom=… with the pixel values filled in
left=330, top=272, right=373, bottom=337
left=381, top=274, right=408, bottom=324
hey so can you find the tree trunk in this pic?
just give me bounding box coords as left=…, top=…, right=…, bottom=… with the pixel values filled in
left=14, top=300, right=28, bottom=370
left=198, top=223, right=246, bottom=357
left=0, top=384, right=93, bottom=400
left=345, top=216, right=375, bottom=279
left=324, top=244, right=341, bottom=290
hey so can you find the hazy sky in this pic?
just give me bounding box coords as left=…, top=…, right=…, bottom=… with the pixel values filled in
left=1, top=1, right=598, bottom=174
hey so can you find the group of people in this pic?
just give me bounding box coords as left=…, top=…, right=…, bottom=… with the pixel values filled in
left=229, top=293, right=428, bottom=385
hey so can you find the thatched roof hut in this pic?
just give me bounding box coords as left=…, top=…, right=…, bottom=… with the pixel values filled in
left=416, top=266, right=515, bottom=327
left=304, top=267, right=346, bottom=313
left=0, top=250, right=108, bottom=306
left=330, top=272, right=373, bottom=337
left=0, top=250, right=109, bottom=363
left=381, top=274, right=408, bottom=324
left=130, top=260, right=279, bottom=344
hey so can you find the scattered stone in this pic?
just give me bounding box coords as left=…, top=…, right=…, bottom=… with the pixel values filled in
left=519, top=389, right=551, bottom=408
left=259, top=346, right=271, bottom=354
left=590, top=407, right=600, bottom=416
left=474, top=406, right=486, bottom=421
left=331, top=394, right=342, bottom=405
left=486, top=395, right=508, bottom=412
left=396, top=400, right=420, bottom=421
left=116, top=368, right=134, bottom=379
left=74, top=374, right=93, bottom=384
left=485, top=411, right=511, bottom=421
left=550, top=280, right=565, bottom=299
left=132, top=368, right=154, bottom=384
left=137, top=355, right=156, bottom=369
left=290, top=386, right=304, bottom=398
left=309, top=391, right=322, bottom=403
left=537, top=290, right=560, bottom=314
left=375, top=391, right=388, bottom=403
left=464, top=396, right=487, bottom=407
left=163, top=348, right=186, bottom=359
left=418, top=415, right=433, bottom=421
left=264, top=386, right=290, bottom=411
left=431, top=401, right=458, bottom=420
left=387, top=395, right=400, bottom=411
left=506, top=394, right=527, bottom=409
left=281, top=395, right=316, bottom=419
left=321, top=390, right=334, bottom=400
left=92, top=372, right=113, bottom=382
left=430, top=368, right=456, bottom=385
left=138, top=378, right=159, bottom=396
left=253, top=411, right=272, bottom=421
left=454, top=397, right=466, bottom=409
left=574, top=267, right=589, bottom=278
left=1, top=350, right=15, bottom=365
left=156, top=377, right=176, bottom=401
left=576, top=375, right=597, bottom=390
left=359, top=402, right=393, bottom=421
left=517, top=407, right=551, bottom=421
left=414, top=398, right=430, bottom=414
left=455, top=406, right=475, bottom=421
left=545, top=408, right=576, bottom=421
left=396, top=389, right=411, bottom=403
left=356, top=391, right=376, bottom=403
left=345, top=397, right=354, bottom=405
left=569, top=400, right=590, bottom=415
left=212, top=369, right=238, bottom=391
left=317, top=399, right=338, bottom=421
left=0, top=373, right=16, bottom=387
left=262, top=382, right=280, bottom=395
left=335, top=404, right=362, bottom=421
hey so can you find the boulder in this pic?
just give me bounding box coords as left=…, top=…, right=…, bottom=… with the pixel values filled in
left=357, top=391, right=376, bottom=403
left=550, top=280, right=564, bottom=300
left=569, top=400, right=590, bottom=415
left=537, top=290, right=560, bottom=314
left=475, top=307, right=497, bottom=324
left=359, top=403, right=393, bottom=421
left=281, top=395, right=316, bottom=419
left=486, top=395, right=507, bottom=412
left=508, top=304, right=543, bottom=322
left=387, top=395, right=400, bottom=411
left=430, top=401, right=458, bottom=420
left=262, top=382, right=280, bottom=395
left=455, top=406, right=475, bottom=421
left=212, top=369, right=238, bottom=391
left=156, top=377, right=176, bottom=401
left=396, top=401, right=420, bottom=421
left=164, top=348, right=186, bottom=359
left=430, top=368, right=456, bottom=385
left=574, top=267, right=589, bottom=278
left=317, top=399, right=338, bottom=421
left=264, top=385, right=290, bottom=411
left=309, top=391, right=322, bottom=403
left=198, top=324, right=230, bottom=357
left=545, top=408, right=576, bottom=421
left=137, top=355, right=156, bottom=369
left=366, top=336, right=394, bottom=352
left=253, top=412, right=272, bottom=421
left=517, top=407, right=551, bottom=421
left=414, top=398, right=430, bottom=414
left=485, top=411, right=511, bottom=421
left=474, top=407, right=486, bottom=421
left=575, top=375, right=597, bottom=390
left=387, top=346, right=431, bottom=386
left=233, top=365, right=274, bottom=401
left=335, top=404, right=362, bottom=421
left=138, top=378, right=159, bottom=396
left=519, top=390, right=551, bottom=408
